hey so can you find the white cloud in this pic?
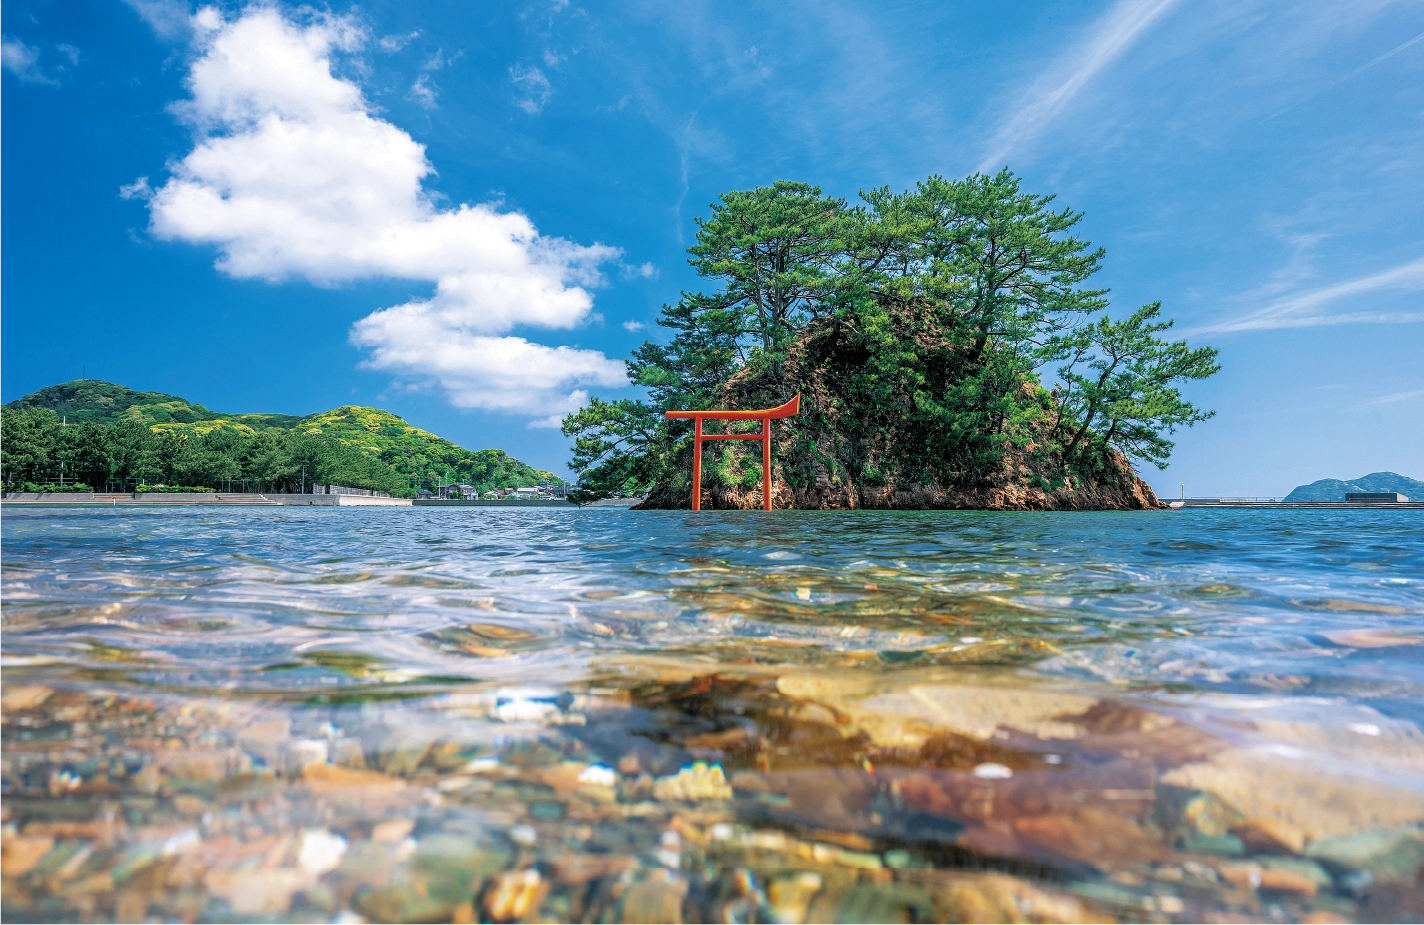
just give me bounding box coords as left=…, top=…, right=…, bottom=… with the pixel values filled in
left=139, top=6, right=627, bottom=418
left=408, top=73, right=437, bottom=109
left=1196, top=256, right=1424, bottom=334
left=621, top=320, right=645, bottom=332
left=741, top=46, right=772, bottom=82
left=422, top=48, right=460, bottom=71
left=124, top=0, right=193, bottom=42
left=349, top=327, right=626, bottom=418
left=3, top=38, right=50, bottom=84
left=977, top=0, right=1177, bottom=172
left=379, top=30, right=420, bottom=53
left=119, top=177, right=153, bottom=200
left=510, top=64, right=552, bottom=114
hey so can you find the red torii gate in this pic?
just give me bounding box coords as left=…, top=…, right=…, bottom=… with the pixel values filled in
left=665, top=394, right=801, bottom=511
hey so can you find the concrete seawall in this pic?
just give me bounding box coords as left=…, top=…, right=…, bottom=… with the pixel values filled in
left=1, top=492, right=412, bottom=506
left=1169, top=499, right=1424, bottom=509
left=413, top=498, right=571, bottom=507
left=267, top=494, right=412, bottom=506
left=0, top=493, right=601, bottom=508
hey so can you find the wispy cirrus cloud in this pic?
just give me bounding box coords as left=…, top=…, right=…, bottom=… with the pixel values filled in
left=510, top=63, right=551, bottom=113
left=378, top=30, right=420, bottom=53
left=1367, top=388, right=1424, bottom=406
left=977, top=0, right=1178, bottom=173
left=1273, top=27, right=1424, bottom=118
left=2, top=37, right=54, bottom=84
left=2, top=36, right=79, bottom=85
left=408, top=73, right=437, bottom=109
left=1194, top=256, right=1424, bottom=335
left=123, top=0, right=192, bottom=42
left=1345, top=28, right=1424, bottom=78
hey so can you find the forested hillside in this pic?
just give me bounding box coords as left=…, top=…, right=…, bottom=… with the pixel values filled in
left=565, top=172, right=1220, bottom=510
left=2, top=382, right=559, bottom=495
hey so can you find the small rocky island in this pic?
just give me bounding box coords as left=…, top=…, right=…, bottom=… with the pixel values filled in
left=565, top=173, right=1219, bottom=510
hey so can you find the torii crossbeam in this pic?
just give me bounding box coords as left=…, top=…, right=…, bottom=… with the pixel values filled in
left=665, top=395, right=801, bottom=511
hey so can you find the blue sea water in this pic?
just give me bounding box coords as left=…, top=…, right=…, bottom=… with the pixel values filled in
left=4, top=507, right=1420, bottom=710
left=3, top=506, right=1422, bottom=921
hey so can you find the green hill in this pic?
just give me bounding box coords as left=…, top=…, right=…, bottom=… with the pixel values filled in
left=1284, top=471, right=1423, bottom=502
left=295, top=405, right=559, bottom=489
left=8, top=379, right=302, bottom=430
left=4, top=380, right=560, bottom=492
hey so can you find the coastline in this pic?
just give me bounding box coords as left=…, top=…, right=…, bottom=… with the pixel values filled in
left=1170, top=499, right=1424, bottom=509
left=0, top=493, right=584, bottom=508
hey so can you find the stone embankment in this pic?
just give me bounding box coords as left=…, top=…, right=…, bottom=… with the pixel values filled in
left=1, top=492, right=411, bottom=506
left=639, top=450, right=1163, bottom=512
left=1171, top=499, right=1424, bottom=510
left=0, top=493, right=594, bottom=508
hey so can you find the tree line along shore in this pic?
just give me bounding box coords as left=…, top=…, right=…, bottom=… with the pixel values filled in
left=1, top=382, right=558, bottom=498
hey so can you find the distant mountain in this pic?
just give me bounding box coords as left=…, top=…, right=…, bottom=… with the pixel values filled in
left=5, top=380, right=560, bottom=489
left=1284, top=471, right=1423, bottom=502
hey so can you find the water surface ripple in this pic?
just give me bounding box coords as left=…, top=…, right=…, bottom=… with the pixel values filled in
left=3, top=507, right=1422, bottom=922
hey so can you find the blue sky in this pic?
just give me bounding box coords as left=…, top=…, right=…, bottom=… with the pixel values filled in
left=3, top=0, right=1421, bottom=495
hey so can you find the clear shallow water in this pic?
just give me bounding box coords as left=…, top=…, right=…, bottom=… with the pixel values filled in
left=3, top=507, right=1422, bottom=922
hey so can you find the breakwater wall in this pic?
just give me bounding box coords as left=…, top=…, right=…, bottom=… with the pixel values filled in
left=0, top=493, right=611, bottom=508
left=1, top=492, right=411, bottom=506
left=1169, top=499, right=1424, bottom=509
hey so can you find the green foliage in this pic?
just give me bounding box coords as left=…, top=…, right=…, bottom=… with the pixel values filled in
left=688, top=181, right=850, bottom=355
left=1, top=406, right=61, bottom=486
left=561, top=399, right=672, bottom=499
left=1052, top=303, right=1221, bottom=469
left=4, top=384, right=560, bottom=495
left=298, top=406, right=558, bottom=491
left=861, top=171, right=1108, bottom=366
left=134, top=485, right=216, bottom=493
left=0, top=409, right=411, bottom=495
left=564, top=171, right=1219, bottom=500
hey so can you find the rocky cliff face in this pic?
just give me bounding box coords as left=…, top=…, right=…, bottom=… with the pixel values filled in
left=637, top=446, right=1160, bottom=511
left=636, top=317, right=1163, bottom=512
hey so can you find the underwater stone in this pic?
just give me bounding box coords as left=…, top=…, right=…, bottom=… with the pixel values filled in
left=653, top=762, right=732, bottom=801
left=766, top=871, right=822, bottom=924
left=1182, top=791, right=1245, bottom=838
left=483, top=868, right=545, bottom=923
left=1306, top=829, right=1424, bottom=884
left=620, top=869, right=689, bottom=924
left=358, top=882, right=457, bottom=924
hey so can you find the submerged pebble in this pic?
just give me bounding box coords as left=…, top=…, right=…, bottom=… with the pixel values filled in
left=652, top=762, right=733, bottom=801
left=3, top=508, right=1422, bottom=923
left=483, top=868, right=545, bottom=923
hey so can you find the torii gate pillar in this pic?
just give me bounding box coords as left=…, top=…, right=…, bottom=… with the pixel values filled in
left=665, top=395, right=801, bottom=511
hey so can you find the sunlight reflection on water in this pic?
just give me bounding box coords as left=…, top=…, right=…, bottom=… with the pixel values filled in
left=3, top=507, right=1422, bottom=922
